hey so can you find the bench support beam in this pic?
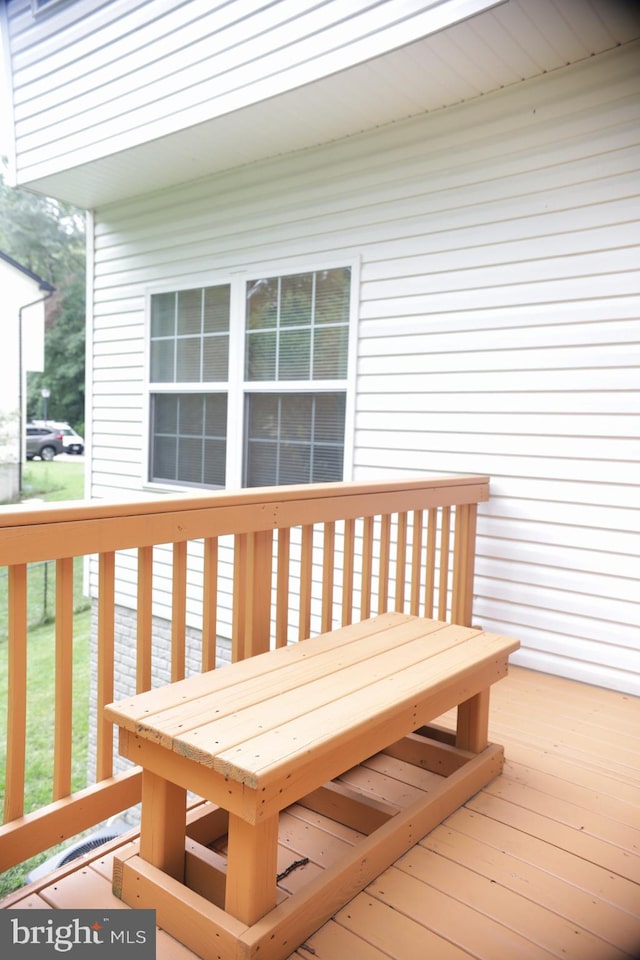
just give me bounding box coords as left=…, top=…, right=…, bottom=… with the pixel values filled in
left=456, top=688, right=490, bottom=753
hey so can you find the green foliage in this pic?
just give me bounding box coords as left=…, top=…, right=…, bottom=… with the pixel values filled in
left=0, top=165, right=86, bottom=430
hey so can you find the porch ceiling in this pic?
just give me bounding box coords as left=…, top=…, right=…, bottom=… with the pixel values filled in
left=23, top=0, right=640, bottom=209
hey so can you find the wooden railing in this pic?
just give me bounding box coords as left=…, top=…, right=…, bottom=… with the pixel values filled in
left=0, top=475, right=488, bottom=875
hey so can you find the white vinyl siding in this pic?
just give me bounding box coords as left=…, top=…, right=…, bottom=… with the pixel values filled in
left=88, top=44, right=639, bottom=693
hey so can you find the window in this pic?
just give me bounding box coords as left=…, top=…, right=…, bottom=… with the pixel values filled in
left=148, top=266, right=352, bottom=489
left=31, top=0, right=76, bottom=15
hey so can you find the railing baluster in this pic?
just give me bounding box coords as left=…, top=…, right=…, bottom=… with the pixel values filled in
left=299, top=525, right=313, bottom=641
left=361, top=515, right=373, bottom=619
left=438, top=505, right=452, bottom=621
left=410, top=510, right=423, bottom=616
left=97, top=551, right=115, bottom=781
left=342, top=517, right=355, bottom=626
left=424, top=507, right=437, bottom=618
left=321, top=522, right=335, bottom=633
left=378, top=514, right=391, bottom=614
left=4, top=565, right=28, bottom=822
left=232, top=533, right=247, bottom=662
left=395, top=511, right=408, bottom=612
left=202, top=537, right=218, bottom=670
left=137, top=545, right=153, bottom=692
left=172, top=541, right=187, bottom=681
left=275, top=528, right=290, bottom=648
left=53, top=557, right=74, bottom=801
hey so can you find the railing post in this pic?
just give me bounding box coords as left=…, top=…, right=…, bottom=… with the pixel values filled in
left=232, top=530, right=273, bottom=661
left=452, top=503, right=478, bottom=627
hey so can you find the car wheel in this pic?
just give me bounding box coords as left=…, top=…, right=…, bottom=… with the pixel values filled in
left=40, top=446, right=56, bottom=461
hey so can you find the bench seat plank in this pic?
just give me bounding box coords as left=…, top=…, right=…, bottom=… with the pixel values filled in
left=210, top=630, right=518, bottom=793
left=106, top=612, right=414, bottom=735
left=170, top=622, right=480, bottom=762
left=131, top=617, right=452, bottom=746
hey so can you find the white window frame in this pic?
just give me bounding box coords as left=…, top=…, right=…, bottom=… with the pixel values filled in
left=143, top=257, right=359, bottom=493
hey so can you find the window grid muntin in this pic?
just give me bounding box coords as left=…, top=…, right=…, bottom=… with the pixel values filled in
left=150, top=286, right=230, bottom=384
left=150, top=392, right=227, bottom=488
left=245, top=269, right=349, bottom=383
left=243, top=392, right=345, bottom=487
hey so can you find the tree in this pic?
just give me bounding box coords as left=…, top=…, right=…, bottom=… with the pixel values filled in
left=0, top=165, right=86, bottom=430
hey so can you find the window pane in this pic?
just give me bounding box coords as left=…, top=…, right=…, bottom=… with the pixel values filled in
left=245, top=441, right=278, bottom=486
left=244, top=393, right=345, bottom=487
left=154, top=394, right=178, bottom=433
left=153, top=436, right=177, bottom=481
left=152, top=285, right=229, bottom=384
left=279, top=329, right=310, bottom=379
left=177, top=289, right=202, bottom=336
left=246, top=331, right=276, bottom=380
left=247, top=278, right=277, bottom=329
left=279, top=443, right=310, bottom=484
left=245, top=267, right=350, bottom=385
left=205, top=394, right=227, bottom=436
left=151, top=293, right=175, bottom=337
left=177, top=437, right=203, bottom=483
left=176, top=337, right=201, bottom=381
left=150, top=339, right=175, bottom=382
left=204, top=285, right=230, bottom=333
left=312, top=444, right=343, bottom=482
left=179, top=395, right=204, bottom=435
left=281, top=394, right=312, bottom=441
left=150, top=392, right=227, bottom=487
left=313, top=326, right=349, bottom=379
left=314, top=393, right=346, bottom=440
left=247, top=394, right=278, bottom=439
left=204, top=438, right=226, bottom=486
left=202, top=336, right=229, bottom=381
left=316, top=267, right=351, bottom=324
left=281, top=273, right=312, bottom=327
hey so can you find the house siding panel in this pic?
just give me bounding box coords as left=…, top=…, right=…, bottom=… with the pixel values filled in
left=4, top=0, right=496, bottom=183
left=88, top=44, right=639, bottom=693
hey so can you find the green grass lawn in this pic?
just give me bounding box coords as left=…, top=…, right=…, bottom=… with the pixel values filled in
left=0, top=457, right=92, bottom=895
left=21, top=458, right=86, bottom=502
left=0, top=609, right=92, bottom=895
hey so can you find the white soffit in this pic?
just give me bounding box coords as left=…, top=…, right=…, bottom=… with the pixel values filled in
left=21, top=0, right=640, bottom=207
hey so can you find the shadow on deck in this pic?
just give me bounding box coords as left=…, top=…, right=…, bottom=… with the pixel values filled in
left=3, top=666, right=639, bottom=960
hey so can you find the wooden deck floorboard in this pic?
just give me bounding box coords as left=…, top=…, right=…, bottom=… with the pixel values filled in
left=3, top=666, right=639, bottom=960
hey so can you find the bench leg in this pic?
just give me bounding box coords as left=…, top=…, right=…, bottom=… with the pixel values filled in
left=456, top=688, right=490, bottom=753
left=225, top=813, right=279, bottom=925
left=139, top=769, right=186, bottom=881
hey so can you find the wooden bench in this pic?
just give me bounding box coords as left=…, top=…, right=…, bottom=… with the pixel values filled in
left=106, top=612, right=519, bottom=960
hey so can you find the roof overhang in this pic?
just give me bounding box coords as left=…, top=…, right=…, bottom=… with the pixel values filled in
left=10, top=0, right=640, bottom=209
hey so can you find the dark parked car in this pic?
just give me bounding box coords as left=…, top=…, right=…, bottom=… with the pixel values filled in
left=26, top=425, right=64, bottom=461
left=30, top=420, right=84, bottom=454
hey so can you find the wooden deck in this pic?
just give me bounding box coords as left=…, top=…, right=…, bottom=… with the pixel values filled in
left=3, top=665, right=639, bottom=960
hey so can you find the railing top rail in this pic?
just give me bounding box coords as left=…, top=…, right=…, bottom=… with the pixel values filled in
left=0, top=476, right=489, bottom=565
left=0, top=476, right=489, bottom=529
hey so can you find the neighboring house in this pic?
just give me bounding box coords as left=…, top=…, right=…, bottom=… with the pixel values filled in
left=1, top=0, right=638, bottom=694
left=0, top=250, right=51, bottom=502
